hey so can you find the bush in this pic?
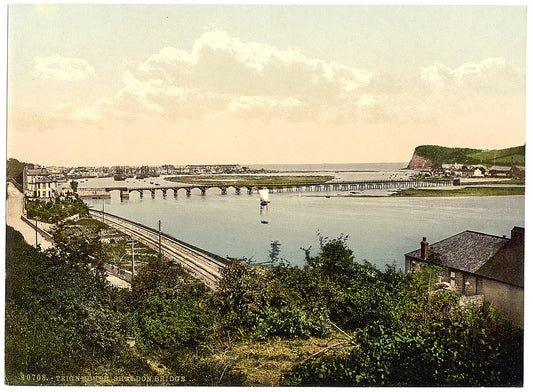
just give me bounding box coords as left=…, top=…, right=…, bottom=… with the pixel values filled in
left=5, top=225, right=151, bottom=384
left=282, top=292, right=523, bottom=387
left=216, top=262, right=331, bottom=340
left=26, top=197, right=89, bottom=223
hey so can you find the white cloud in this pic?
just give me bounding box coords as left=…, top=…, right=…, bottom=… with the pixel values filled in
left=419, top=57, right=519, bottom=95
left=133, top=29, right=374, bottom=106
left=73, top=29, right=382, bottom=122
left=227, top=96, right=302, bottom=112
left=32, top=55, right=96, bottom=81
left=32, top=33, right=524, bottom=129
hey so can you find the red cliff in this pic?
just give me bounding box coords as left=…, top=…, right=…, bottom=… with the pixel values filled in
left=406, top=153, right=434, bottom=170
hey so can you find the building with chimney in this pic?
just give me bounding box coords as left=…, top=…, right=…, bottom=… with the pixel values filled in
left=405, top=227, right=524, bottom=327
left=23, top=166, right=58, bottom=199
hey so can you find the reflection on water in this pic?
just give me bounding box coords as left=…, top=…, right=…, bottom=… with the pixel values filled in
left=90, top=189, right=524, bottom=271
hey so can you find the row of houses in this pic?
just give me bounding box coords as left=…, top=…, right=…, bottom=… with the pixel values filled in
left=26, top=164, right=261, bottom=181
left=422, top=163, right=524, bottom=178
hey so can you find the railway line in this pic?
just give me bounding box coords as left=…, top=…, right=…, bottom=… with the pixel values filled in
left=89, top=209, right=230, bottom=290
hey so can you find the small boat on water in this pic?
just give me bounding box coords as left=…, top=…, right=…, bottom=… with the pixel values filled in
left=259, top=189, right=270, bottom=206
left=261, top=220, right=269, bottom=224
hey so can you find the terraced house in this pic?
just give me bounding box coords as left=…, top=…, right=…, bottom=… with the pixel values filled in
left=405, top=227, right=524, bottom=327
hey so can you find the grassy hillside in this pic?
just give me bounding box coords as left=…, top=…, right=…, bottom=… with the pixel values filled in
left=414, top=145, right=525, bottom=167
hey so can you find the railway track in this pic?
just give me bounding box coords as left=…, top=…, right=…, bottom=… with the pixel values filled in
left=89, top=209, right=230, bottom=290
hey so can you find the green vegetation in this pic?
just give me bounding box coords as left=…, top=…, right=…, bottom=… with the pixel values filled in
left=460, top=178, right=525, bottom=185
left=164, top=175, right=334, bottom=187
left=391, top=186, right=525, bottom=197
left=26, top=197, right=89, bottom=223
left=414, top=145, right=525, bottom=167
left=5, top=225, right=523, bottom=386
left=6, top=158, right=28, bottom=189
left=5, top=225, right=153, bottom=385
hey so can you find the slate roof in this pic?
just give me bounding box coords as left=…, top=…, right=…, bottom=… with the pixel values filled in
left=405, top=229, right=523, bottom=287
left=34, top=176, right=55, bottom=183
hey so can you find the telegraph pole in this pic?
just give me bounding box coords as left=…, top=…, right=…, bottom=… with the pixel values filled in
left=130, top=238, right=135, bottom=277
left=35, top=218, right=38, bottom=248
left=102, top=199, right=105, bottom=224
left=158, top=220, right=162, bottom=258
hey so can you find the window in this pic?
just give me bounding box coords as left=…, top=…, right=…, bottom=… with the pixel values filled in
left=450, top=271, right=456, bottom=288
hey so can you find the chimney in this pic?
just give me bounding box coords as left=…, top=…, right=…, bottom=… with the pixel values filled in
left=421, top=237, right=429, bottom=260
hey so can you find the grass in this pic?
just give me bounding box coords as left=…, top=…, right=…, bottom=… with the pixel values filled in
left=60, top=217, right=159, bottom=271
left=203, top=332, right=348, bottom=386
left=460, top=179, right=525, bottom=185
left=163, top=175, right=334, bottom=187
left=391, top=186, right=525, bottom=197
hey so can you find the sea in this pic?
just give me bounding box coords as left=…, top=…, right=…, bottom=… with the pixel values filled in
left=74, top=162, right=525, bottom=271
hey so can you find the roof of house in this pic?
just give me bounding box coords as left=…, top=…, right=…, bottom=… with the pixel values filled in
left=405, top=229, right=523, bottom=287
left=489, top=166, right=512, bottom=171
left=30, top=175, right=56, bottom=184
left=26, top=168, right=50, bottom=176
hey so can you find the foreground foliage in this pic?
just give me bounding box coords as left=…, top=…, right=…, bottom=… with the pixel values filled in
left=5, top=226, right=152, bottom=385
left=5, top=226, right=523, bottom=386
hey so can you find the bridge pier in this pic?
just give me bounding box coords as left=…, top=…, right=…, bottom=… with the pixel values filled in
left=150, top=189, right=155, bottom=198
left=162, top=189, right=167, bottom=198
left=186, top=189, right=191, bottom=197
left=220, top=187, right=227, bottom=195
left=173, top=189, right=178, bottom=198
left=235, top=187, right=241, bottom=195
left=120, top=190, right=129, bottom=201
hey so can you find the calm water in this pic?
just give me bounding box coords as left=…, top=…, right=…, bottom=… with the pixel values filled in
left=77, top=163, right=525, bottom=270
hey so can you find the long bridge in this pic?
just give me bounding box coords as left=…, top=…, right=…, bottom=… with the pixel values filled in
left=88, top=209, right=230, bottom=290
left=82, top=178, right=456, bottom=200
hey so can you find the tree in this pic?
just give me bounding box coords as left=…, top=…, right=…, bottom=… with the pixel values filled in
left=5, top=225, right=152, bottom=384
left=268, top=240, right=281, bottom=265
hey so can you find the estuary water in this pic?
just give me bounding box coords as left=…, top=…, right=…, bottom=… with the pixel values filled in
left=77, top=162, right=525, bottom=270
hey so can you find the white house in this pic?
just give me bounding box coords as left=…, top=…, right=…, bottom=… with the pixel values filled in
left=23, top=167, right=58, bottom=199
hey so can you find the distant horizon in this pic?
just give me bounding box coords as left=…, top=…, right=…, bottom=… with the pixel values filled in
left=6, top=5, right=526, bottom=167
left=8, top=141, right=525, bottom=168
left=9, top=156, right=409, bottom=168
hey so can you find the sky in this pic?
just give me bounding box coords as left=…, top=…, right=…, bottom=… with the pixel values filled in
left=5, top=3, right=528, bottom=166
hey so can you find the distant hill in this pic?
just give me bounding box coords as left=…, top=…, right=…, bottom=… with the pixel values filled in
left=407, top=145, right=525, bottom=169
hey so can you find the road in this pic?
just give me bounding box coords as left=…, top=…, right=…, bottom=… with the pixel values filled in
left=6, top=182, right=53, bottom=249
left=6, top=183, right=131, bottom=289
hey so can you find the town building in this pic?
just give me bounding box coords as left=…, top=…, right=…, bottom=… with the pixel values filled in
left=405, top=227, right=524, bottom=327
left=23, top=166, right=58, bottom=199
left=489, top=166, right=512, bottom=177
left=185, top=164, right=244, bottom=174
